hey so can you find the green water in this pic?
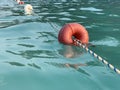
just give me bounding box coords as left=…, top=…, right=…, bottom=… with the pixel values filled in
left=0, top=0, right=120, bottom=90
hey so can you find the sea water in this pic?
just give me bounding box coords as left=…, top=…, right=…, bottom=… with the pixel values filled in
left=0, top=0, right=120, bottom=90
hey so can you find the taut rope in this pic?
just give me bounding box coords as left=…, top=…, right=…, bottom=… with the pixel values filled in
left=73, top=39, right=120, bottom=75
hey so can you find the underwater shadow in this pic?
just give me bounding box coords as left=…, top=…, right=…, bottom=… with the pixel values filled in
left=6, top=50, right=58, bottom=59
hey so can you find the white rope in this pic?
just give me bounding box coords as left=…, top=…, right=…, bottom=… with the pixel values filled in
left=74, top=39, right=120, bottom=75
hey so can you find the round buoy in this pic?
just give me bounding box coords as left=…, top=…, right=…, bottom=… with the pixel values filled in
left=19, top=1, right=24, bottom=5
left=58, top=23, right=89, bottom=45
left=16, top=0, right=24, bottom=5
left=24, top=4, right=33, bottom=15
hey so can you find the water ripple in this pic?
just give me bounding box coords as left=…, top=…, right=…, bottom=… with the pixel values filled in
left=91, top=37, right=119, bottom=47
left=80, top=7, right=103, bottom=12
left=6, top=50, right=58, bottom=59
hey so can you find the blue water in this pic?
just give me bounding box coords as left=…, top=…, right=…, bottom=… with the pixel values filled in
left=0, top=0, right=120, bottom=90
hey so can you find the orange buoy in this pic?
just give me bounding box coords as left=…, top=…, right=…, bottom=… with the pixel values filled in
left=58, top=23, right=89, bottom=45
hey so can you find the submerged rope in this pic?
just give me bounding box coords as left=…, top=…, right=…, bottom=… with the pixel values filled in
left=73, top=39, right=120, bottom=75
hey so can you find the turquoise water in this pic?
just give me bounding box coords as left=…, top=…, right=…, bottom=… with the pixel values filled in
left=0, top=0, right=120, bottom=90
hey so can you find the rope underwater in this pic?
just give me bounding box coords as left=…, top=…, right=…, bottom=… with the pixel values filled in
left=38, top=0, right=60, bottom=32
left=73, top=38, right=120, bottom=75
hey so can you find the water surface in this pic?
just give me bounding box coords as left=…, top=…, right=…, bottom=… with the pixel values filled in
left=0, top=0, right=120, bottom=90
